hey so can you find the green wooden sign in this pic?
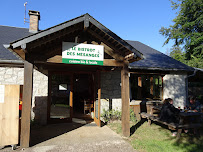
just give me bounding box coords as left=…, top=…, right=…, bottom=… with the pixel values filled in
left=62, top=42, right=104, bottom=65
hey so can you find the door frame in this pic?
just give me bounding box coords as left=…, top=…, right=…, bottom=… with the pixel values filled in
left=47, top=70, right=101, bottom=126
left=94, top=71, right=101, bottom=126
left=47, top=71, right=73, bottom=123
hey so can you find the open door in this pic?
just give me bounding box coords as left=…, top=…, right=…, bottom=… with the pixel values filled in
left=94, top=72, right=101, bottom=126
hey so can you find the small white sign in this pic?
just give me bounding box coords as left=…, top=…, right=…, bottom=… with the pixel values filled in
left=0, top=85, right=5, bottom=103
left=59, top=84, right=68, bottom=90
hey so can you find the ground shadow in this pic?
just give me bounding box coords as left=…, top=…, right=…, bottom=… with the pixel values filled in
left=30, top=95, right=94, bottom=146
left=173, top=133, right=203, bottom=152
left=30, top=122, right=81, bottom=146
left=30, top=118, right=94, bottom=146
left=154, top=121, right=203, bottom=152
left=130, top=119, right=146, bottom=135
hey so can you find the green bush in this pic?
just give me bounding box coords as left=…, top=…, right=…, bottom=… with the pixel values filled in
left=101, top=108, right=137, bottom=123
left=130, top=108, right=137, bottom=123
left=101, top=109, right=121, bottom=123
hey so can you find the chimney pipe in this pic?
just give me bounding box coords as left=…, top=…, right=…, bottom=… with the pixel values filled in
left=28, top=10, right=40, bottom=33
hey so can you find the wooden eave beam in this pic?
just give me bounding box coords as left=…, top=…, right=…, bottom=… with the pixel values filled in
left=43, top=55, right=124, bottom=67
left=28, top=25, right=83, bottom=50
left=91, top=41, right=124, bottom=61
left=89, top=23, right=142, bottom=60
left=88, top=26, right=139, bottom=62
left=11, top=16, right=86, bottom=49
left=13, top=47, right=26, bottom=60
left=87, top=28, right=125, bottom=61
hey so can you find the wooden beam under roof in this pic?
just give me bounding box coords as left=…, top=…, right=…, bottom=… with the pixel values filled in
left=28, top=25, right=83, bottom=51
left=40, top=55, right=124, bottom=67
left=89, top=23, right=142, bottom=60
left=91, top=41, right=124, bottom=61
left=87, top=27, right=140, bottom=62
left=87, top=28, right=126, bottom=56
left=13, top=48, right=26, bottom=60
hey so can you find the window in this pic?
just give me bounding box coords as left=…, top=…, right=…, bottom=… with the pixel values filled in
left=130, top=74, right=163, bottom=100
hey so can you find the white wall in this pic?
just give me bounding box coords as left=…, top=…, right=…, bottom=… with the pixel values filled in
left=163, top=73, right=187, bottom=108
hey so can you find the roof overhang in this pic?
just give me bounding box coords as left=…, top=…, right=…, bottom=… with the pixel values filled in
left=129, top=66, right=194, bottom=73
left=9, top=13, right=143, bottom=63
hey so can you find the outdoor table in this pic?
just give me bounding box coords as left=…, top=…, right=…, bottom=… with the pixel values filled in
left=179, top=111, right=202, bottom=124
left=177, top=111, right=203, bottom=138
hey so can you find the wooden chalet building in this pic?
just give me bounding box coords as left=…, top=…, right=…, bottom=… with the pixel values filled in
left=0, top=10, right=194, bottom=148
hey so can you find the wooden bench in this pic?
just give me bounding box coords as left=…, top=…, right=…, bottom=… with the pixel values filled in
left=140, top=112, right=203, bottom=138
left=140, top=112, right=178, bottom=129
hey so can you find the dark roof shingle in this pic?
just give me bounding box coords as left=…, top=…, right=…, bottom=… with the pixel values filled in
left=126, top=40, right=194, bottom=72
left=0, top=25, right=31, bottom=60
left=0, top=25, right=194, bottom=72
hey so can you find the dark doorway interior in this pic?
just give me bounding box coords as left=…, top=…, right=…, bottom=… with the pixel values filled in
left=48, top=72, right=94, bottom=123
left=50, top=73, right=71, bottom=120
left=73, top=73, right=94, bottom=119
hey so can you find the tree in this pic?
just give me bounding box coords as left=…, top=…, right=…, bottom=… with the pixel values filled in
left=169, top=46, right=185, bottom=62
left=160, top=0, right=203, bottom=61
left=168, top=46, right=203, bottom=68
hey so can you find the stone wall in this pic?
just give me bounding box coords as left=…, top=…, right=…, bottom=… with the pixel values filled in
left=0, top=67, right=48, bottom=125
left=163, top=73, right=187, bottom=108
left=100, top=69, right=122, bottom=114
left=32, top=69, right=48, bottom=125
left=0, top=67, right=24, bottom=85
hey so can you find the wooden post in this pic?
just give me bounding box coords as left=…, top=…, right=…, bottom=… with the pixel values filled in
left=121, top=61, right=130, bottom=137
left=20, top=61, right=33, bottom=148
left=97, top=72, right=101, bottom=126
left=150, top=77, right=153, bottom=96
left=69, top=74, right=73, bottom=120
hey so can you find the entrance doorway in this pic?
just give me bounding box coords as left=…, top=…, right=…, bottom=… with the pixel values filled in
left=48, top=71, right=101, bottom=126
left=73, top=73, right=94, bottom=118
left=48, top=73, right=72, bottom=122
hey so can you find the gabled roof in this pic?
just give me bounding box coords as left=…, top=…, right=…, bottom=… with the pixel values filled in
left=0, top=18, right=194, bottom=72
left=126, top=40, right=194, bottom=72
left=0, top=25, right=31, bottom=60
left=9, top=13, right=143, bottom=62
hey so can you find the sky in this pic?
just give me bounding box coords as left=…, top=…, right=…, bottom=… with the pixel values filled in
left=0, top=0, right=177, bottom=54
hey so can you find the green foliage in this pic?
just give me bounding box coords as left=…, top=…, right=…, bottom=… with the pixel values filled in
left=160, top=0, right=203, bottom=60
left=101, top=108, right=137, bottom=123
left=101, top=109, right=122, bottom=123
left=130, top=108, right=137, bottom=123
left=169, top=46, right=203, bottom=68
left=186, top=54, right=203, bottom=68
left=169, top=46, right=186, bottom=63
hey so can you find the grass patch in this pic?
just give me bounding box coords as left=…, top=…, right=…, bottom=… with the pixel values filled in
left=107, top=122, right=122, bottom=135
left=108, top=121, right=203, bottom=152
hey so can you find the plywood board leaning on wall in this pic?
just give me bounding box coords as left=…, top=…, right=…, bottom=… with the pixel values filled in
left=0, top=85, right=20, bottom=146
